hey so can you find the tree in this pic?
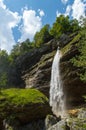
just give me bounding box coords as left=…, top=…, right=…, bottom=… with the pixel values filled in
left=71, top=18, right=86, bottom=82
left=0, top=72, right=8, bottom=87
left=50, top=15, right=80, bottom=39
left=50, top=15, right=70, bottom=39
left=34, top=24, right=53, bottom=47
left=0, top=50, right=9, bottom=71
left=10, top=44, right=20, bottom=62
left=0, top=50, right=9, bottom=87
left=20, top=39, right=33, bottom=53
left=70, top=19, right=80, bottom=32
left=9, top=38, right=34, bottom=63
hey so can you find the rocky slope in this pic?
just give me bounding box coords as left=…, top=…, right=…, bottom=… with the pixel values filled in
left=45, top=106, right=86, bottom=130
left=0, top=33, right=86, bottom=130
left=16, top=39, right=58, bottom=96
left=15, top=33, right=86, bottom=108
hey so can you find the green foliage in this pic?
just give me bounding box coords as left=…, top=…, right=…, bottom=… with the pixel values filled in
left=0, top=72, right=8, bottom=87
left=19, top=39, right=33, bottom=53
left=50, top=15, right=80, bottom=39
left=70, top=19, right=81, bottom=32
left=9, top=39, right=35, bottom=63
left=0, top=50, right=10, bottom=87
left=9, top=44, right=20, bottom=63
left=71, top=18, right=86, bottom=82
left=0, top=50, right=9, bottom=67
left=34, top=24, right=53, bottom=47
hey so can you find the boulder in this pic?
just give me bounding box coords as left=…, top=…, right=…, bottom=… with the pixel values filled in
left=47, top=120, right=67, bottom=130
left=45, top=115, right=61, bottom=129
left=0, top=88, right=52, bottom=128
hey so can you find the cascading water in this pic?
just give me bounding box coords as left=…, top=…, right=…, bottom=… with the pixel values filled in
left=50, top=48, right=65, bottom=117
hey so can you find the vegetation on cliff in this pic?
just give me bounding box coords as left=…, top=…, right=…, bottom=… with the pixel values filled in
left=0, top=14, right=86, bottom=130
left=0, top=15, right=85, bottom=87
left=71, top=18, right=86, bottom=82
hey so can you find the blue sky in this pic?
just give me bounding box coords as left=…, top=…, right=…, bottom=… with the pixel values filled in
left=0, top=0, right=86, bottom=53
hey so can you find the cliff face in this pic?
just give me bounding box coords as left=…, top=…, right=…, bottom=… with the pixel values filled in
left=16, top=39, right=58, bottom=96
left=60, top=33, right=86, bottom=107
left=15, top=33, right=86, bottom=108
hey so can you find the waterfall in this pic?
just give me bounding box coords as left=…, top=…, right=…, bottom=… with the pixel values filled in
left=50, top=48, right=65, bottom=117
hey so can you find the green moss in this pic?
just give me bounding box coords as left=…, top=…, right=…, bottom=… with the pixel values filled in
left=0, top=88, right=50, bottom=125
left=61, top=34, right=81, bottom=55
left=0, top=88, right=48, bottom=106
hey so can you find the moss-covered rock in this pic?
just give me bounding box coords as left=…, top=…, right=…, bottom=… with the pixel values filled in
left=0, top=88, right=52, bottom=128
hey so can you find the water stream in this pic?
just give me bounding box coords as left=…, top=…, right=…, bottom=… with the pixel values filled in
left=50, top=48, right=65, bottom=117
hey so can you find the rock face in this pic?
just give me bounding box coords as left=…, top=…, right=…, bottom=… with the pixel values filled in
left=15, top=33, right=86, bottom=107
left=16, top=39, right=58, bottom=96
left=45, top=115, right=61, bottom=129
left=60, top=34, right=86, bottom=107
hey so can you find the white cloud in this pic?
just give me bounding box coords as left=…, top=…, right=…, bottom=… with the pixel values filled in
left=0, top=0, right=21, bottom=53
left=18, top=9, right=43, bottom=42
left=38, top=9, right=45, bottom=17
left=65, top=5, right=72, bottom=16
left=72, top=0, right=86, bottom=21
left=61, top=0, right=68, bottom=4
left=0, top=0, right=44, bottom=52
left=56, top=10, right=61, bottom=17
left=0, top=0, right=6, bottom=9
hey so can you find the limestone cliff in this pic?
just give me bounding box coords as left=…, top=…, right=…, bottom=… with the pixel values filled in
left=15, top=33, right=86, bottom=108
left=0, top=33, right=86, bottom=130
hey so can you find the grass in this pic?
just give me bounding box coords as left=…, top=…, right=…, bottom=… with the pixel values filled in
left=0, top=88, right=48, bottom=106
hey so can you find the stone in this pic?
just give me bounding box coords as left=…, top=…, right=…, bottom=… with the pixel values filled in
left=46, top=108, right=86, bottom=130
left=45, top=115, right=61, bottom=129
left=47, top=120, right=67, bottom=130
